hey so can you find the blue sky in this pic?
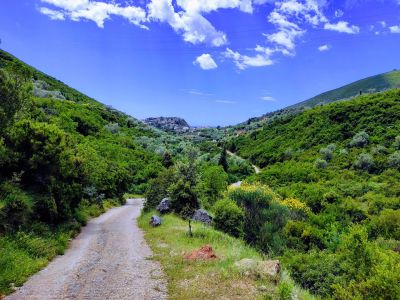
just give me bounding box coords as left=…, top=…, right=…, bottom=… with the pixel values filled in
left=1, top=0, right=400, bottom=126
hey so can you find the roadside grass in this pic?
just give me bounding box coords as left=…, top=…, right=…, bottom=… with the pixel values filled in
left=0, top=198, right=122, bottom=296
left=139, top=211, right=316, bottom=300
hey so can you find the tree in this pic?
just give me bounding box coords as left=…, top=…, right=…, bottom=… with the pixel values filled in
left=169, top=150, right=200, bottom=236
left=198, top=165, right=227, bottom=208
left=169, top=178, right=199, bottom=236
left=0, top=61, right=32, bottom=133
left=218, top=147, right=228, bottom=172
left=162, top=151, right=173, bottom=168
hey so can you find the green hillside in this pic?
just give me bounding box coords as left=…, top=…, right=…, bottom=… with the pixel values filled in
left=292, top=69, right=400, bottom=110
left=234, top=70, right=400, bottom=132
left=229, top=89, right=400, bottom=298
left=0, top=49, right=166, bottom=294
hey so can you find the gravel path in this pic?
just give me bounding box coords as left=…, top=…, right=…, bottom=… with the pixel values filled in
left=7, top=199, right=167, bottom=300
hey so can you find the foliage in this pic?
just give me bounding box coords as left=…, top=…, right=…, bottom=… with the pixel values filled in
left=213, top=198, right=244, bottom=238
left=228, top=183, right=288, bottom=254
left=144, top=168, right=177, bottom=211
left=197, top=165, right=228, bottom=209
left=232, top=90, right=400, bottom=298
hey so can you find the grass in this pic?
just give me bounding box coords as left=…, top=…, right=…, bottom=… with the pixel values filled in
left=139, top=211, right=315, bottom=300
left=0, top=198, right=123, bottom=297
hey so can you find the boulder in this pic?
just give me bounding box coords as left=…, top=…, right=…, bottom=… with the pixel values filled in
left=156, top=198, right=171, bottom=214
left=149, top=215, right=162, bottom=227
left=234, top=258, right=258, bottom=277
left=192, top=209, right=212, bottom=225
left=234, top=259, right=281, bottom=281
left=256, top=260, right=281, bottom=282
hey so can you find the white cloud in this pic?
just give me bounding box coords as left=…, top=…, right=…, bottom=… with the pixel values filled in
left=318, top=44, right=330, bottom=51
left=380, top=21, right=386, bottom=28
left=39, top=7, right=65, bottom=20
left=389, top=25, right=400, bottom=33
left=40, top=0, right=147, bottom=28
left=216, top=100, right=236, bottom=104
left=224, top=47, right=274, bottom=70
left=260, top=96, right=276, bottom=101
left=41, top=0, right=89, bottom=11
left=194, top=54, right=218, bottom=70
left=147, top=0, right=254, bottom=47
left=324, top=21, right=360, bottom=34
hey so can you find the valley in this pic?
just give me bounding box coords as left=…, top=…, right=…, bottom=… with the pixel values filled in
left=0, top=48, right=399, bottom=299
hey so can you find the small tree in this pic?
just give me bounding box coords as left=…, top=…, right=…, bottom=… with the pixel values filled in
left=169, top=151, right=200, bottom=236
left=350, top=131, right=369, bottom=148
left=0, top=61, right=32, bottom=133
left=169, top=178, right=199, bottom=236
left=320, top=147, right=333, bottom=161
left=354, top=153, right=374, bottom=171
left=198, top=165, right=228, bottom=208
left=218, top=147, right=228, bottom=172
left=315, top=158, right=328, bottom=169
left=162, top=151, right=173, bottom=168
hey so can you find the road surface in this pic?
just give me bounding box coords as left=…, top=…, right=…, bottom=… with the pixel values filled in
left=7, top=199, right=167, bottom=300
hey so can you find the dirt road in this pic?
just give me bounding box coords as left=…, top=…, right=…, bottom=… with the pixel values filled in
left=7, top=199, right=167, bottom=300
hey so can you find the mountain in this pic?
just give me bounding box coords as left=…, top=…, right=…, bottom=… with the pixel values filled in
left=291, top=69, right=400, bottom=110
left=144, top=117, right=190, bottom=133
left=235, top=70, right=400, bottom=131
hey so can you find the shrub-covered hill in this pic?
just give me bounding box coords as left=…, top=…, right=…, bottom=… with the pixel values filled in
left=0, top=48, right=165, bottom=224
left=228, top=89, right=400, bottom=297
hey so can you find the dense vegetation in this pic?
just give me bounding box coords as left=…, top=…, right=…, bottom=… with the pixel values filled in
left=228, top=90, right=400, bottom=298
left=0, top=50, right=165, bottom=294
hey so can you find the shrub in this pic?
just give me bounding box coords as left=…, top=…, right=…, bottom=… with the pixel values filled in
left=213, top=198, right=244, bottom=237
left=314, top=158, right=328, bottom=169
left=276, top=281, right=294, bottom=300
left=197, top=165, right=228, bottom=209
left=228, top=183, right=288, bottom=254
left=394, top=135, right=400, bottom=150
left=319, top=147, right=333, bottom=161
left=0, top=191, right=32, bottom=232
left=104, top=122, right=120, bottom=134
left=349, top=131, right=369, bottom=147
left=354, top=153, right=374, bottom=171
left=388, top=151, right=400, bottom=169
left=144, top=168, right=176, bottom=211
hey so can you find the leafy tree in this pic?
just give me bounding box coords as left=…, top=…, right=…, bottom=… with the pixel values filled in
left=349, top=131, right=369, bottom=147
left=354, top=153, right=374, bottom=171
left=169, top=178, right=199, bottom=236
left=144, top=168, right=177, bottom=210
left=198, top=165, right=228, bottom=208
left=218, top=147, right=228, bottom=172
left=0, top=62, right=32, bottom=133
left=162, top=151, right=173, bottom=168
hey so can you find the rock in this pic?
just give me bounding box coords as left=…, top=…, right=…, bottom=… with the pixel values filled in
left=192, top=209, right=212, bottom=225
left=184, top=245, right=217, bottom=260
left=256, top=260, right=281, bottom=282
left=234, top=258, right=258, bottom=277
left=234, top=259, right=281, bottom=281
left=156, top=198, right=171, bottom=214
left=149, top=215, right=162, bottom=227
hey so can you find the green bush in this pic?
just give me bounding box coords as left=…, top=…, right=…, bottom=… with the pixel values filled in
left=213, top=198, right=244, bottom=238
left=197, top=165, right=228, bottom=209
left=0, top=188, right=32, bottom=232
left=144, top=168, right=176, bottom=211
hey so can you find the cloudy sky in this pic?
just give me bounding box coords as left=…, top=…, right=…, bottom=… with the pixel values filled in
left=1, top=0, right=400, bottom=125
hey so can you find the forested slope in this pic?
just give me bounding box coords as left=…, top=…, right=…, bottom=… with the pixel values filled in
left=0, top=49, right=164, bottom=294
left=229, top=89, right=400, bottom=298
